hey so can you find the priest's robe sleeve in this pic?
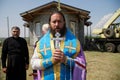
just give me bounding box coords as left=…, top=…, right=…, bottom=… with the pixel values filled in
left=31, top=47, right=56, bottom=70
left=1, top=39, right=8, bottom=68
left=73, top=47, right=87, bottom=80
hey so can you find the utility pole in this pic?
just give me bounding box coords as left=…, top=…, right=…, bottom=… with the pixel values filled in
left=7, top=16, right=10, bottom=37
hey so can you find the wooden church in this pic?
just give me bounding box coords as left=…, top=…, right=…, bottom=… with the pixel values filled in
left=20, top=1, right=91, bottom=46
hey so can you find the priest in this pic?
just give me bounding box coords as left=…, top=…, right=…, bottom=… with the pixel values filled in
left=31, top=11, right=86, bottom=80
left=1, top=26, right=29, bottom=80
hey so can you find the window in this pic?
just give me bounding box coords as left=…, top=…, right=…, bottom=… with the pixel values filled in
left=35, top=22, right=41, bottom=37
left=70, top=21, right=76, bottom=35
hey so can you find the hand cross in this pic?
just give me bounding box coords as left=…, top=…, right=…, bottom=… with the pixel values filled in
left=51, top=32, right=64, bottom=49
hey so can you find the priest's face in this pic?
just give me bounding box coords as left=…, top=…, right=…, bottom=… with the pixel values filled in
left=11, top=28, right=20, bottom=38
left=49, top=12, right=66, bottom=37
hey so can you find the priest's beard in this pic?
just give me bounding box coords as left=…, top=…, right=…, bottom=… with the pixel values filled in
left=50, top=26, right=66, bottom=37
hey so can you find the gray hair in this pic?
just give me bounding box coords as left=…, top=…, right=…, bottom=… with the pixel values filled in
left=11, top=26, right=20, bottom=31
left=42, top=24, right=49, bottom=32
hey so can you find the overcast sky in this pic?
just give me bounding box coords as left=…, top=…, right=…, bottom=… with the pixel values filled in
left=0, top=0, right=120, bottom=37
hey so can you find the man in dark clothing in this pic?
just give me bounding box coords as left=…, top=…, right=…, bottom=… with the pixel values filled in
left=1, top=26, right=29, bottom=80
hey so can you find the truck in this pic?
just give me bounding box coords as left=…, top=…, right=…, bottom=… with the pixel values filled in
left=92, top=8, right=120, bottom=53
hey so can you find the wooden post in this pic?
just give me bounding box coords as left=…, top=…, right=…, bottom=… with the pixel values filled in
left=0, top=59, right=1, bottom=79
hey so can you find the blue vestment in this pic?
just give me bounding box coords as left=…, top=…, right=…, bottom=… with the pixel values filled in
left=31, top=29, right=86, bottom=80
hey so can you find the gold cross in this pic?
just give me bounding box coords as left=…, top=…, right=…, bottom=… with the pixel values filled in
left=40, top=44, right=51, bottom=55
left=57, top=0, right=61, bottom=11
left=65, top=42, right=76, bottom=53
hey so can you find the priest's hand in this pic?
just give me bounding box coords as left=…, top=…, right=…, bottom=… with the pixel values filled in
left=53, top=49, right=66, bottom=63
left=2, top=67, right=7, bottom=73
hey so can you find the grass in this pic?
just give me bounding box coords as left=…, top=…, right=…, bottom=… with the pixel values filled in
left=85, top=51, right=120, bottom=80
left=0, top=46, right=120, bottom=80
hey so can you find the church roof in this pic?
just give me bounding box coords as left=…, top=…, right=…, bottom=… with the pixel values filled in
left=20, top=1, right=90, bottom=21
